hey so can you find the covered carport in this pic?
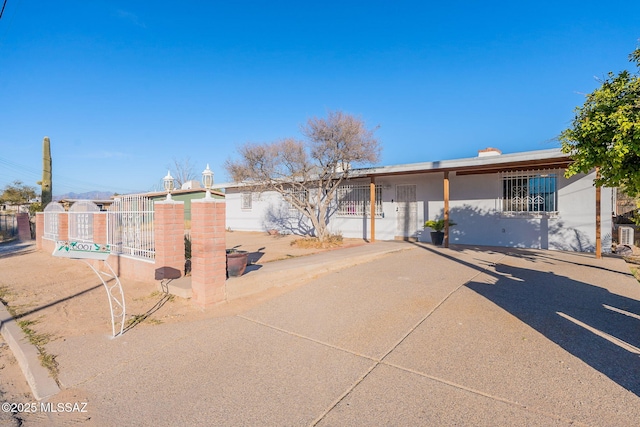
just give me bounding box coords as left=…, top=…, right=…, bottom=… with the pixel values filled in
left=358, top=148, right=606, bottom=257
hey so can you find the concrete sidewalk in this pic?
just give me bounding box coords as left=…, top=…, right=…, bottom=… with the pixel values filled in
left=165, top=240, right=412, bottom=299
left=225, top=240, right=413, bottom=299
left=35, top=244, right=640, bottom=425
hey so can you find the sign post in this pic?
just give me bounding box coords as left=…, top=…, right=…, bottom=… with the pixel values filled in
left=53, top=241, right=126, bottom=337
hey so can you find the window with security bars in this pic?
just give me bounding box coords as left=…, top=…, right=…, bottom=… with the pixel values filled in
left=241, top=192, right=252, bottom=210
left=285, top=189, right=308, bottom=211
left=336, top=184, right=382, bottom=217
left=502, top=171, right=557, bottom=214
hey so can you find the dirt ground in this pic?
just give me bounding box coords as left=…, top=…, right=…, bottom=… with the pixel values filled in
left=224, top=230, right=365, bottom=263
left=0, top=231, right=365, bottom=415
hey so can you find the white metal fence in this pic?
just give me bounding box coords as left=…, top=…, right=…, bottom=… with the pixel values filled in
left=108, top=195, right=155, bottom=260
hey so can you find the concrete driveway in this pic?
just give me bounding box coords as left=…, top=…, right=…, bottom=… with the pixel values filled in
left=38, top=243, right=640, bottom=426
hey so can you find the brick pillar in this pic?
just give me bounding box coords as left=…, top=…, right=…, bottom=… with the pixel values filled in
left=16, top=213, right=31, bottom=241
left=154, top=201, right=185, bottom=280
left=36, top=213, right=44, bottom=249
left=93, top=212, right=107, bottom=244
left=191, top=199, right=226, bottom=307
left=58, top=212, right=69, bottom=241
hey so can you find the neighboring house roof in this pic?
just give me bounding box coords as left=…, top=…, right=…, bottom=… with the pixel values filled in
left=125, top=188, right=225, bottom=199
left=58, top=199, right=116, bottom=211
left=59, top=199, right=115, bottom=205
left=58, top=188, right=225, bottom=211
left=217, top=148, right=572, bottom=189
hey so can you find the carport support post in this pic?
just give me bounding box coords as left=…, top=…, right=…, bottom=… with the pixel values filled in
left=595, top=167, right=601, bottom=259
left=370, top=177, right=376, bottom=243
left=444, top=171, right=450, bottom=248
left=190, top=199, right=227, bottom=307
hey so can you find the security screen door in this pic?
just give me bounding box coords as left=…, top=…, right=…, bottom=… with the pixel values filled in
left=396, top=184, right=418, bottom=239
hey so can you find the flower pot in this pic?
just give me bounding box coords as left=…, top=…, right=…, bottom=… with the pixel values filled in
left=227, top=252, right=248, bottom=277
left=430, top=231, right=444, bottom=246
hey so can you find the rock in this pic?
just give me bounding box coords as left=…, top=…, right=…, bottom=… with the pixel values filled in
left=615, top=244, right=634, bottom=256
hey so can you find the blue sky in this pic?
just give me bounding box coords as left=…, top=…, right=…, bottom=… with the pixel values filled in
left=1, top=1, right=638, bottom=196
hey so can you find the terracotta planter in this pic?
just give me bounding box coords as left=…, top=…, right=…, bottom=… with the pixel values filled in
left=227, top=252, right=248, bottom=277
left=430, top=231, right=444, bottom=246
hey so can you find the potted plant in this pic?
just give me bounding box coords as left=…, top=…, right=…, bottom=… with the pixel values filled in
left=423, top=218, right=456, bottom=246
left=226, top=248, right=249, bottom=277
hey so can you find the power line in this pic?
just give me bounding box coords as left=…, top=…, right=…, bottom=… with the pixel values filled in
left=0, top=156, right=142, bottom=195
left=0, top=0, right=20, bottom=46
left=0, top=0, right=7, bottom=20
left=0, top=156, right=42, bottom=175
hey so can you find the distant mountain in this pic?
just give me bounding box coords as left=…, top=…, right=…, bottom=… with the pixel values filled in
left=53, top=191, right=115, bottom=201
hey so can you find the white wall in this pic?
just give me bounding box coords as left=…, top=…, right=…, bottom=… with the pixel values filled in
left=445, top=170, right=612, bottom=252
left=552, top=171, right=613, bottom=252
left=225, top=188, right=315, bottom=235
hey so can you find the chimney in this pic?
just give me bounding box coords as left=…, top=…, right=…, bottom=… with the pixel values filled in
left=478, top=147, right=502, bottom=157
left=181, top=180, right=202, bottom=190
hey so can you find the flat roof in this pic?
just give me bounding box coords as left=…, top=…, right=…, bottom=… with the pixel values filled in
left=353, top=148, right=571, bottom=178
left=217, top=147, right=571, bottom=188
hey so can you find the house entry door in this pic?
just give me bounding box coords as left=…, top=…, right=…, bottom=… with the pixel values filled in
left=396, top=184, right=418, bottom=240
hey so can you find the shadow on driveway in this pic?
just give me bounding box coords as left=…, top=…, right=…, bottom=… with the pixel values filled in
left=414, top=243, right=640, bottom=397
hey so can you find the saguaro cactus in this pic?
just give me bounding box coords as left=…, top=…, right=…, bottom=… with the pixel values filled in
left=41, top=136, right=52, bottom=207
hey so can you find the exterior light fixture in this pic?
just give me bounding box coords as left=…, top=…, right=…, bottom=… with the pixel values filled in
left=163, top=170, right=175, bottom=200
left=202, top=164, right=214, bottom=199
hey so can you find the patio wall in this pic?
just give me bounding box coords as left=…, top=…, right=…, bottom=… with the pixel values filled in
left=37, top=211, right=168, bottom=283
left=36, top=201, right=227, bottom=305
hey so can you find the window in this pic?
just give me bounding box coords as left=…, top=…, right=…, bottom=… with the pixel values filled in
left=241, top=192, right=252, bottom=210
left=502, top=171, right=557, bottom=214
left=285, top=188, right=308, bottom=211
left=336, top=184, right=382, bottom=217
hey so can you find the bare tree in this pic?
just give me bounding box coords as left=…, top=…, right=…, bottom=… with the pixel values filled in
left=225, top=111, right=381, bottom=241
left=168, top=157, right=197, bottom=188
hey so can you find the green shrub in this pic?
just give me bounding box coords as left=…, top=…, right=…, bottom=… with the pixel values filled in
left=424, top=219, right=456, bottom=232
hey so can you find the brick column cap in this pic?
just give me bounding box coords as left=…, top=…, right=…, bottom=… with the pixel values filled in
left=192, top=199, right=225, bottom=205
left=154, top=200, right=185, bottom=206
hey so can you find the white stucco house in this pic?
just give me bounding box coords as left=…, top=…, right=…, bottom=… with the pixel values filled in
left=219, top=148, right=613, bottom=253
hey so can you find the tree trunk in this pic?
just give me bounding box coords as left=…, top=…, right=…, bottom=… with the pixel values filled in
left=306, top=208, right=328, bottom=241
left=314, top=192, right=330, bottom=241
